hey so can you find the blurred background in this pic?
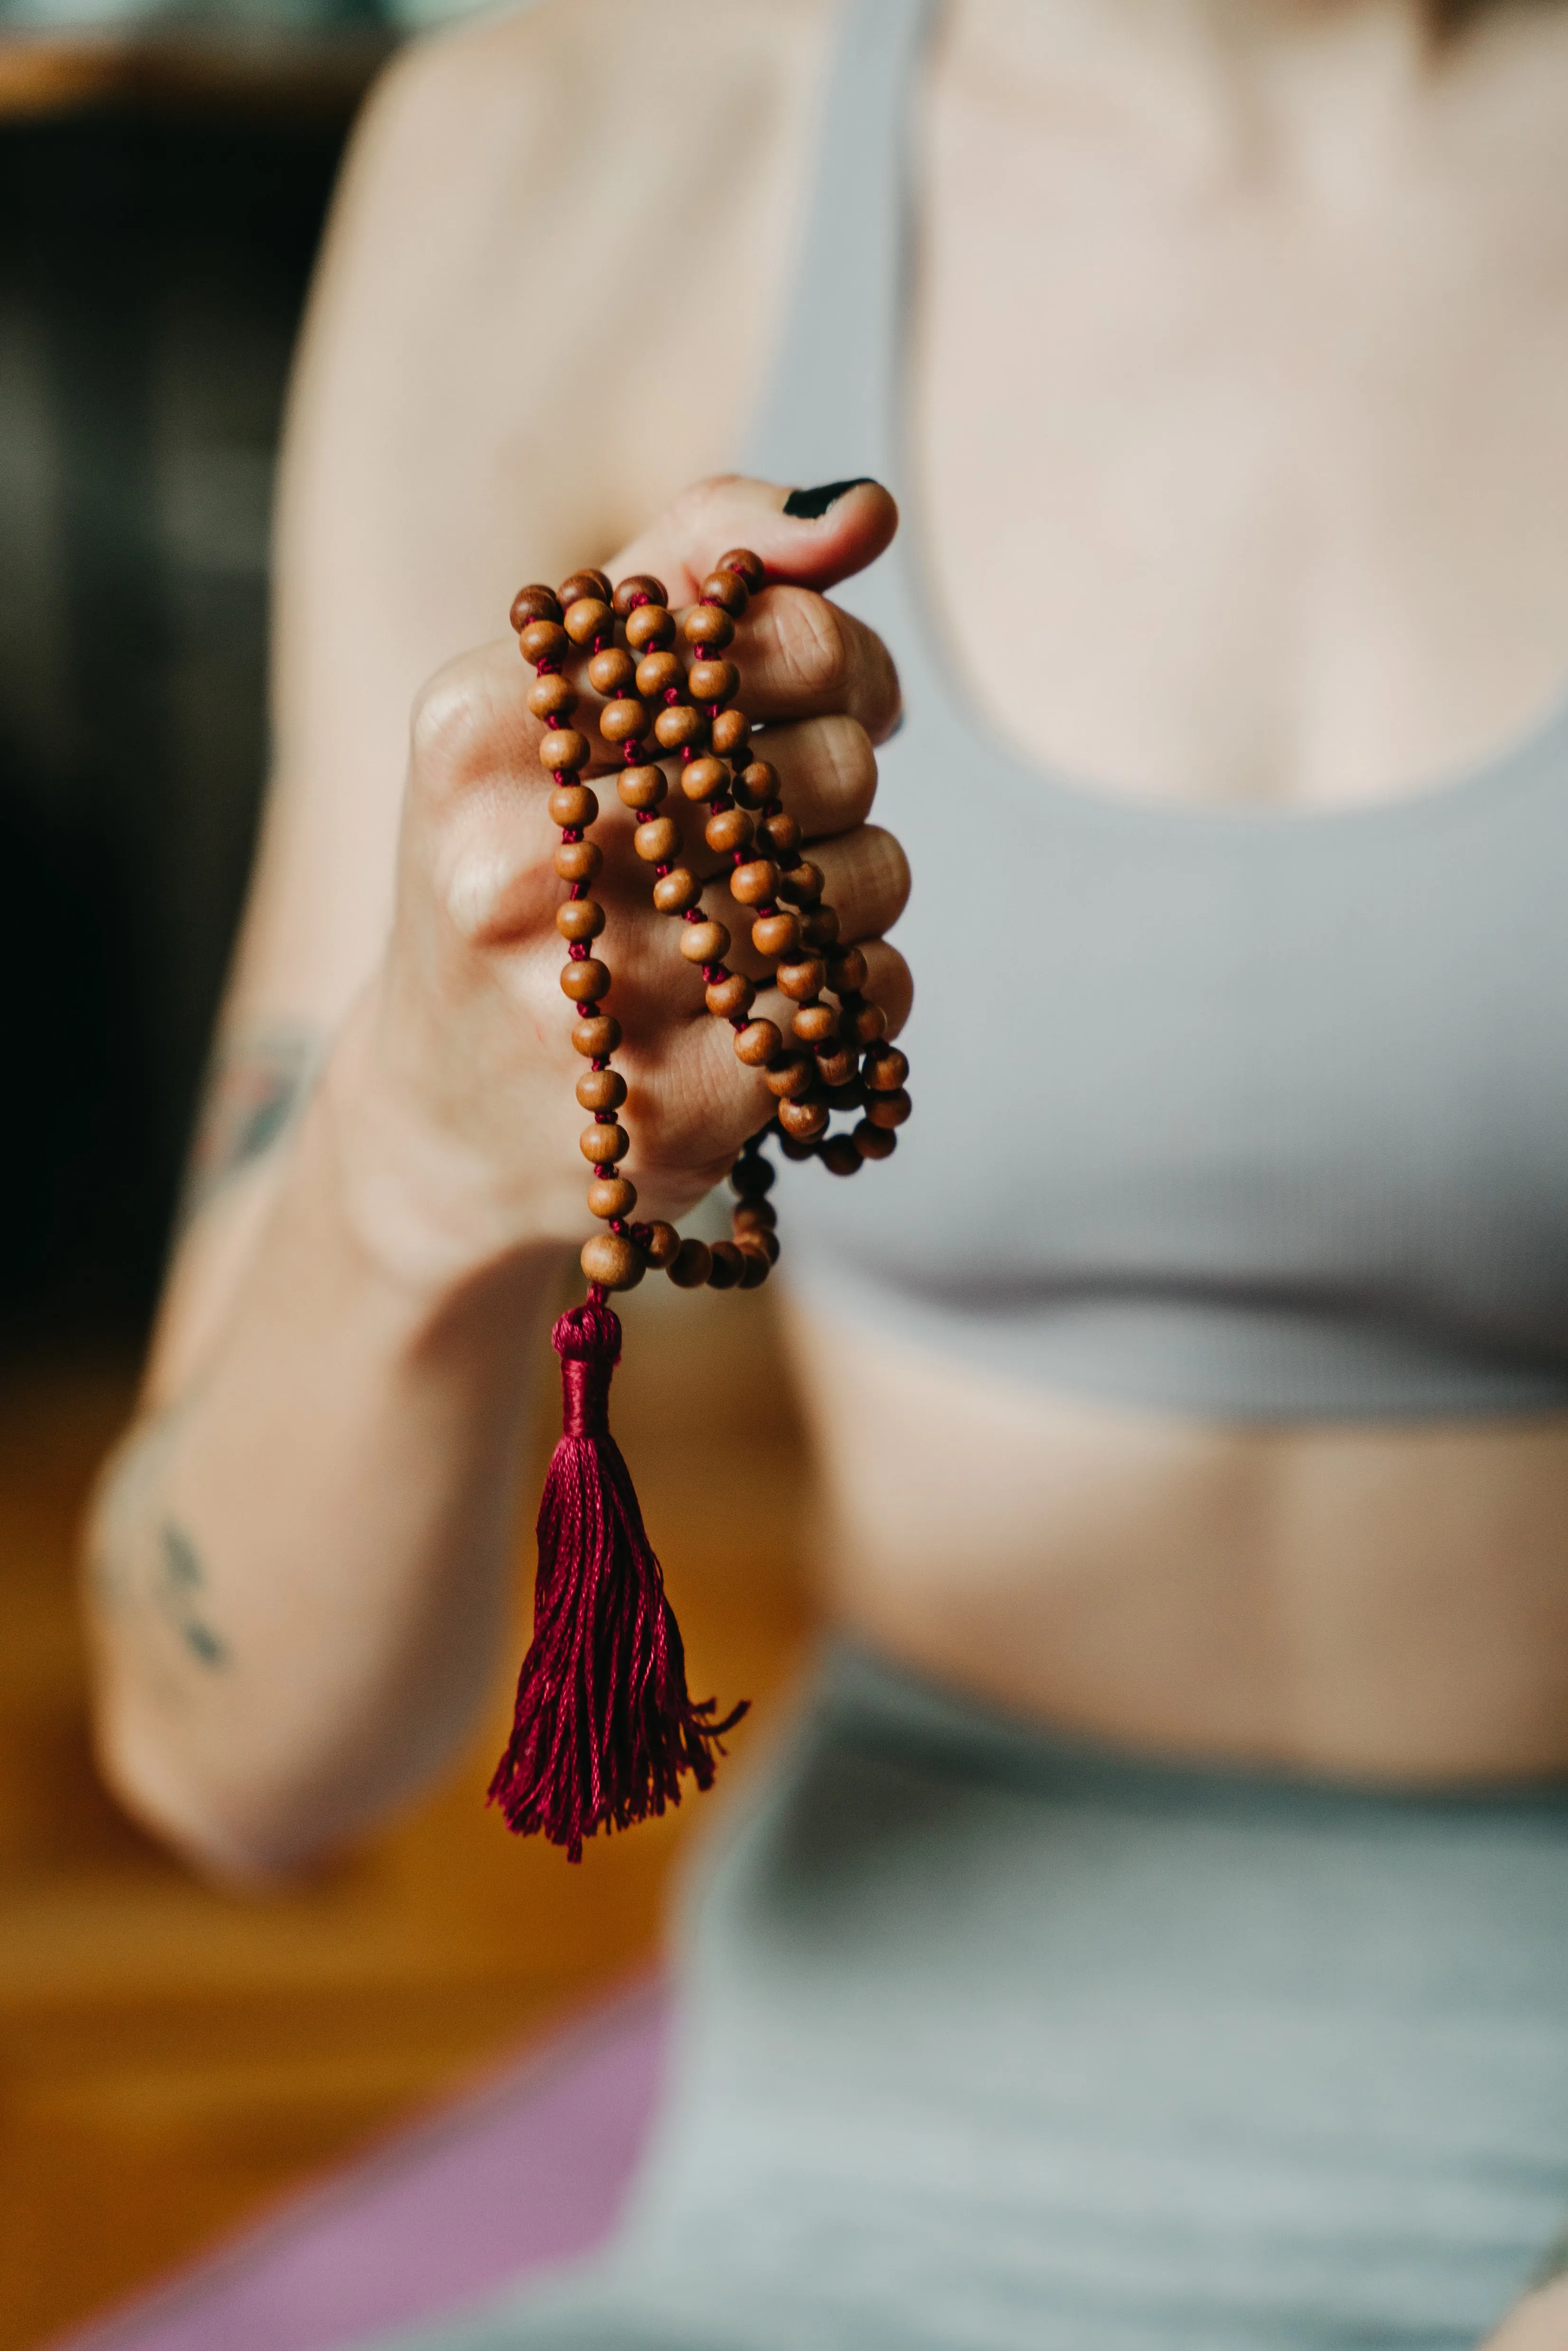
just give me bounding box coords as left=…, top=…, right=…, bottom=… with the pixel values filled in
left=0, top=9, right=814, bottom=2343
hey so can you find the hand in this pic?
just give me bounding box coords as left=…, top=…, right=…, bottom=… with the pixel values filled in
left=1483, top=2278, right=1568, bottom=2348
left=331, top=475, right=911, bottom=1292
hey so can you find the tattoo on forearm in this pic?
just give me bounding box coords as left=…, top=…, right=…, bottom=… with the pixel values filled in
left=155, top=1523, right=231, bottom=1669
left=88, top=1417, right=232, bottom=1676
left=177, top=1024, right=321, bottom=1230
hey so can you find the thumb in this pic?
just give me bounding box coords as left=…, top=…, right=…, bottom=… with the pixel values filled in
left=608, top=473, right=898, bottom=606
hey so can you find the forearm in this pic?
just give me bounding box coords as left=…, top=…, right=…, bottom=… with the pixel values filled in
left=87, top=1021, right=566, bottom=1882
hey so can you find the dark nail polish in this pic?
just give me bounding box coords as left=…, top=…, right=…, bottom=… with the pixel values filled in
left=783, top=478, right=878, bottom=521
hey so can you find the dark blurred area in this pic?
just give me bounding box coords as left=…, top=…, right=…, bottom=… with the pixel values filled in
left=0, top=94, right=349, bottom=1338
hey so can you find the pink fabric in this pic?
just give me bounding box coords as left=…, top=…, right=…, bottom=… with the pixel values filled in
left=46, top=1979, right=670, bottom=2351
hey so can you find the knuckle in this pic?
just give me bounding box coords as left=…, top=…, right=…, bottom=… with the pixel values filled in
left=817, top=716, right=877, bottom=819
left=409, top=658, right=494, bottom=792
left=766, top=589, right=849, bottom=703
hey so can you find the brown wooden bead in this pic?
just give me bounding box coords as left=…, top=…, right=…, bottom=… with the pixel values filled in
left=654, top=704, right=707, bottom=752
left=763, top=1051, right=815, bottom=1101
left=736, top=1242, right=771, bottom=1288
left=563, top=596, right=612, bottom=647
left=641, top=1219, right=681, bottom=1270
left=730, top=858, right=779, bottom=907
left=681, top=755, right=730, bottom=803
left=558, top=568, right=612, bottom=606
left=864, top=1087, right=911, bottom=1130
left=737, top=1227, right=780, bottom=1266
left=528, top=673, right=577, bottom=721
left=819, top=1134, right=863, bottom=1177
left=599, top=697, right=649, bottom=745
left=587, top=1174, right=636, bottom=1218
left=711, top=708, right=750, bottom=758
left=554, top=838, right=602, bottom=882
left=667, top=1237, right=712, bottom=1289
left=634, top=815, right=681, bottom=862
left=689, top=658, right=739, bottom=705
left=652, top=867, right=701, bottom=914
left=776, top=953, right=827, bottom=1002
left=853, top=1119, right=896, bottom=1162
left=556, top=898, right=605, bottom=943
left=864, top=1046, right=910, bottom=1092
left=760, top=809, right=802, bottom=856
left=573, top=1014, right=621, bottom=1058
left=734, top=760, right=781, bottom=810
left=776, top=1095, right=829, bottom=1140
left=580, top=1118, right=630, bottom=1163
left=612, top=574, right=667, bottom=618
left=520, top=619, right=569, bottom=666
left=801, top=906, right=840, bottom=949
left=635, top=650, right=683, bottom=699
left=549, top=783, right=598, bottom=828
left=625, top=604, right=675, bottom=652
left=587, top=647, right=634, bottom=696
left=815, top=1044, right=858, bottom=1088
left=716, top=547, right=765, bottom=591
left=843, top=998, right=886, bottom=1045
left=576, top=1067, right=626, bottom=1112
left=752, top=910, right=801, bottom=958
left=732, top=1200, right=778, bottom=1239
left=777, top=1132, right=817, bottom=1162
left=618, top=765, right=667, bottom=811
left=778, top=860, right=824, bottom=906
left=682, top=604, right=734, bottom=650
left=706, top=806, right=754, bottom=855
left=561, top=958, right=611, bottom=1003
left=680, top=918, right=730, bottom=965
left=729, top=1153, right=775, bottom=1198
left=581, top=1232, right=643, bottom=1292
left=700, top=568, right=749, bottom=615
left=826, top=1079, right=865, bottom=1113
left=706, top=1241, right=745, bottom=1290
left=792, top=1002, right=840, bottom=1045
left=540, top=728, right=590, bottom=774
left=706, top=971, right=755, bottom=1020
left=511, top=585, right=560, bottom=631
left=828, top=946, right=868, bottom=993
left=734, top=1018, right=782, bottom=1067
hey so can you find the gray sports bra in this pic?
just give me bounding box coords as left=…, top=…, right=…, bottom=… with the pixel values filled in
left=746, top=0, right=1568, bottom=1421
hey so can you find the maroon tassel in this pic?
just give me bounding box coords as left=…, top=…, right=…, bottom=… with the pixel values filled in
left=488, top=1292, right=748, bottom=1860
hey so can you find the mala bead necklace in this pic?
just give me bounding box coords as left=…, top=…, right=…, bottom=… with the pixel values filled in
left=489, top=549, right=911, bottom=1859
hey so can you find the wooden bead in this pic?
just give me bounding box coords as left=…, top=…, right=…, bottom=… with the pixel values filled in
left=864, top=1087, right=911, bottom=1130
left=716, top=547, right=765, bottom=591
left=776, top=1132, right=817, bottom=1162
left=558, top=569, right=612, bottom=606
left=653, top=867, right=701, bottom=914
left=625, top=604, right=675, bottom=652
left=668, top=1237, right=712, bottom=1289
left=760, top=809, right=801, bottom=856
left=706, top=971, right=755, bottom=1019
left=826, top=1079, right=865, bottom=1112
left=775, top=953, right=826, bottom=1002
left=853, top=1120, right=896, bottom=1161
left=752, top=910, right=801, bottom=958
left=682, top=604, right=734, bottom=651
left=819, top=1134, right=863, bottom=1177
left=763, top=1052, right=815, bottom=1100
left=680, top=918, right=730, bottom=965
left=682, top=755, right=730, bottom=803
left=634, top=815, right=682, bottom=862
left=556, top=898, right=605, bottom=943
left=539, top=728, right=590, bottom=774
left=711, top=708, right=750, bottom=758
left=778, top=860, right=824, bottom=906
left=599, top=697, right=649, bottom=745
left=688, top=658, right=738, bottom=705
left=734, top=760, right=780, bottom=810
left=706, top=806, right=754, bottom=855
left=563, top=596, right=612, bottom=647
left=573, top=1014, right=621, bottom=1058
left=801, top=906, right=840, bottom=949
left=654, top=704, right=707, bottom=752
left=588, top=646, right=634, bottom=696
left=587, top=1174, right=636, bottom=1218
left=791, top=1002, right=840, bottom=1045
left=729, top=1153, right=775, bottom=1197
left=828, top=946, right=868, bottom=993
left=554, top=838, right=602, bottom=882
left=732, top=1199, right=777, bottom=1236
left=580, top=1118, right=630, bottom=1163
left=843, top=998, right=886, bottom=1045
left=581, top=1232, right=643, bottom=1291
left=730, top=858, right=779, bottom=907
left=635, top=650, right=683, bottom=699
left=814, top=1043, right=858, bottom=1088
left=520, top=619, right=569, bottom=666
left=737, top=1227, right=780, bottom=1265
left=736, top=1242, right=771, bottom=1288
left=618, top=765, right=667, bottom=811
left=776, top=1095, right=829, bottom=1140
left=641, top=1219, right=681, bottom=1269
left=734, top=1019, right=781, bottom=1067
left=576, top=1067, right=626, bottom=1112
left=864, top=1046, right=910, bottom=1092
left=706, top=1240, right=745, bottom=1289
left=511, top=584, right=560, bottom=631
left=612, top=574, right=667, bottom=618
left=700, top=568, right=749, bottom=616
left=549, top=783, right=598, bottom=828
left=561, top=958, right=611, bottom=1003
left=528, top=673, right=577, bottom=721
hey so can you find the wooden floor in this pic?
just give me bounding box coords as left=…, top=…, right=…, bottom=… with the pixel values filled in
left=0, top=1284, right=816, bottom=2351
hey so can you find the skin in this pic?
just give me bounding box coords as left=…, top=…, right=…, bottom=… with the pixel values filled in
left=80, top=0, right=1568, bottom=2332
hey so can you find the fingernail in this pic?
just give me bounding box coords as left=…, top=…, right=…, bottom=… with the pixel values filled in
left=783, top=478, right=879, bottom=521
